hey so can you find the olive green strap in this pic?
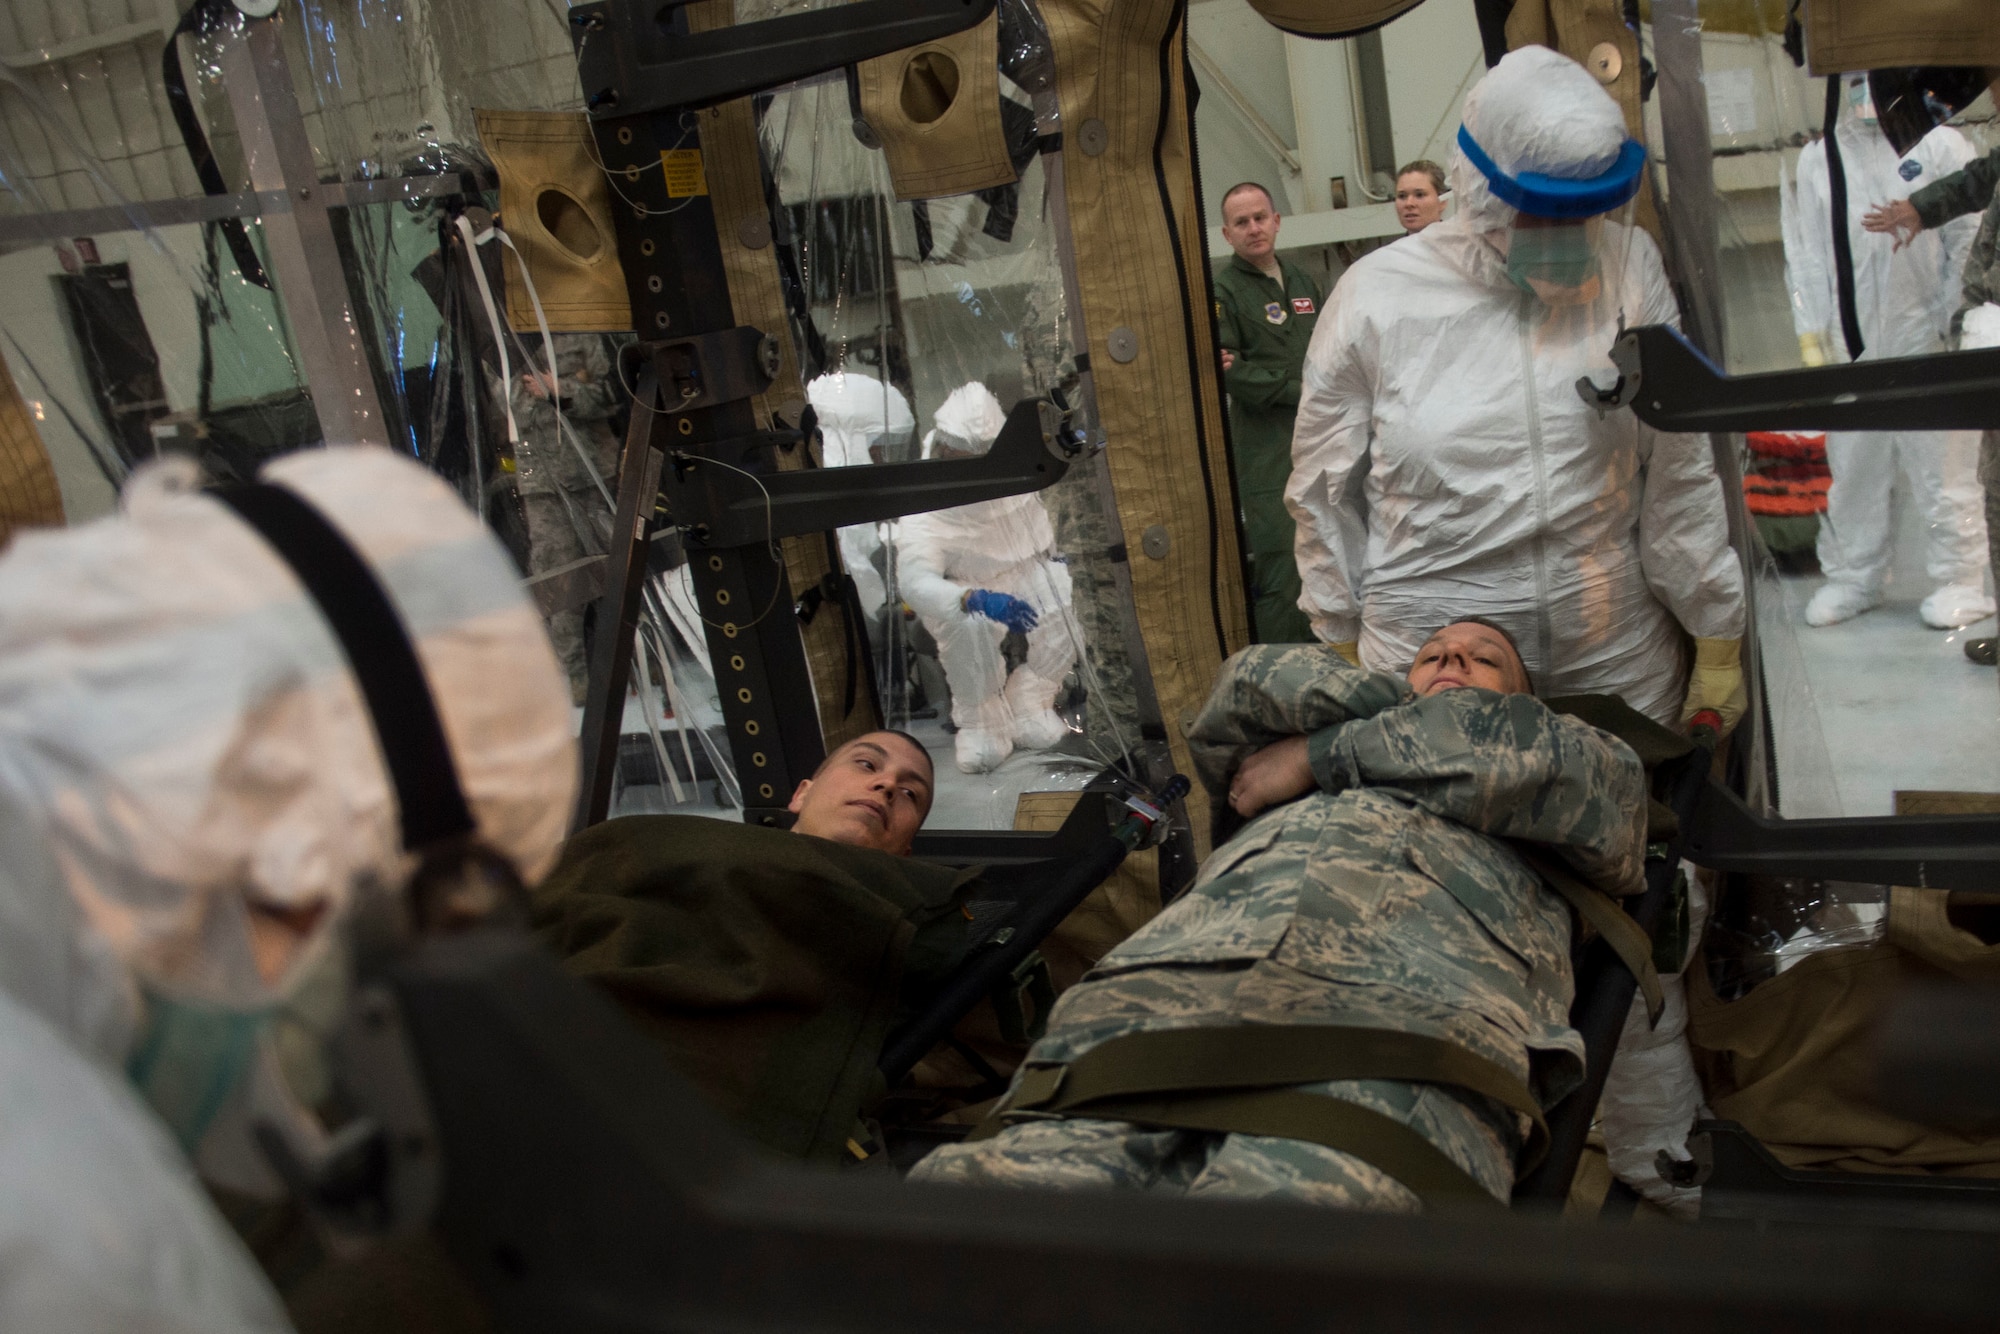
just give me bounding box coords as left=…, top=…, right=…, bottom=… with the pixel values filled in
left=1054, top=1087, right=1503, bottom=1207
left=969, top=1022, right=1545, bottom=1195
left=1513, top=845, right=1664, bottom=1024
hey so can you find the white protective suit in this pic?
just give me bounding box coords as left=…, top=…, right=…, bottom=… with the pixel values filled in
left=807, top=369, right=916, bottom=618
left=1781, top=98, right=1992, bottom=628
left=898, top=383, right=1078, bottom=774
left=0, top=447, right=576, bottom=1331
left=1286, top=46, right=1745, bottom=726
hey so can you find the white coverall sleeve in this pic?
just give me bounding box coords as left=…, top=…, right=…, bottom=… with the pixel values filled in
left=1286, top=284, right=1376, bottom=644
left=1631, top=233, right=1747, bottom=641
left=895, top=514, right=968, bottom=624
left=1781, top=144, right=1835, bottom=342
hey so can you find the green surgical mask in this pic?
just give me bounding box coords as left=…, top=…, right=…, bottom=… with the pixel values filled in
left=1506, top=222, right=1601, bottom=306
left=128, top=988, right=272, bottom=1153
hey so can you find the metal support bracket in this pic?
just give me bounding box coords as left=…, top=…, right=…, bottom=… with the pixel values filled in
left=571, top=0, right=995, bottom=119
left=666, top=397, right=1073, bottom=548
left=1682, top=778, right=2000, bottom=891
left=647, top=326, right=779, bottom=413
left=1600, top=323, right=2000, bottom=434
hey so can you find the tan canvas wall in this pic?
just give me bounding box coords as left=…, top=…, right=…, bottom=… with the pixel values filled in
left=1804, top=0, right=2000, bottom=76
left=1044, top=0, right=1253, bottom=851
left=0, top=355, right=62, bottom=548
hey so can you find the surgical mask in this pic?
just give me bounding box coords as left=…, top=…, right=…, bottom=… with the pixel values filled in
left=1506, top=220, right=1602, bottom=306
left=1848, top=76, right=1877, bottom=123
left=128, top=987, right=273, bottom=1153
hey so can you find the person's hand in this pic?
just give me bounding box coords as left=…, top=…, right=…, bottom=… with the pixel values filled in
left=1229, top=735, right=1314, bottom=819
left=1220, top=348, right=1236, bottom=372
left=1862, top=200, right=1923, bottom=251
left=1680, top=636, right=1746, bottom=736
left=963, top=588, right=1039, bottom=633
left=521, top=370, right=554, bottom=400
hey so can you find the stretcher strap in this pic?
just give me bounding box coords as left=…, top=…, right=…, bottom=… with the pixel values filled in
left=970, top=1023, right=1545, bottom=1206
left=210, top=482, right=476, bottom=852
left=1513, top=844, right=1664, bottom=1025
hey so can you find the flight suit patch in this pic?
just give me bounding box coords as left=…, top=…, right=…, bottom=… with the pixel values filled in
left=1292, top=296, right=1316, bottom=315
left=1264, top=301, right=1287, bottom=324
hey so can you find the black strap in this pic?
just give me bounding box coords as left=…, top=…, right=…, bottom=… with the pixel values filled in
left=210, top=482, right=476, bottom=851
left=1823, top=75, right=1867, bottom=361
left=161, top=0, right=271, bottom=292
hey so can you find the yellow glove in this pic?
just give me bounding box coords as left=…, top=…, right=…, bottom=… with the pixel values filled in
left=1328, top=640, right=1360, bottom=667
left=1798, top=331, right=1830, bottom=367
left=1681, top=636, right=1747, bottom=735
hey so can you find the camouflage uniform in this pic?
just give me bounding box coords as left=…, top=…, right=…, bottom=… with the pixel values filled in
left=911, top=643, right=1648, bottom=1206
left=1948, top=182, right=2000, bottom=682
left=507, top=334, right=625, bottom=701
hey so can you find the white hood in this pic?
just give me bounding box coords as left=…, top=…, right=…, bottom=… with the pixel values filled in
left=0, top=446, right=576, bottom=1053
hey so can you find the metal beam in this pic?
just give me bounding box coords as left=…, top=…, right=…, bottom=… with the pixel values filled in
left=0, top=172, right=493, bottom=249
left=217, top=14, right=390, bottom=447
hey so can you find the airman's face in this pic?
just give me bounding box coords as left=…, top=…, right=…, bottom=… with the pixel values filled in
left=1395, top=172, right=1445, bottom=232
left=787, top=734, right=934, bottom=856
left=1221, top=189, right=1280, bottom=263
left=1406, top=622, right=1529, bottom=696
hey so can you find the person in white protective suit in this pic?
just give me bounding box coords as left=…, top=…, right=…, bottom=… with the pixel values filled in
left=1284, top=46, right=1745, bottom=1216
left=1287, top=45, right=1746, bottom=731
left=1781, top=75, right=1993, bottom=630
left=0, top=446, right=576, bottom=1330
left=807, top=369, right=917, bottom=620
left=898, top=382, right=1078, bottom=774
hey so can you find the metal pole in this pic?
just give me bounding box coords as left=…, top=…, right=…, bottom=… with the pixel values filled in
left=217, top=13, right=391, bottom=448
left=1650, top=0, right=1770, bottom=810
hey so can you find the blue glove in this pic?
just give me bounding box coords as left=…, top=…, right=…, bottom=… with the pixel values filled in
left=963, top=588, right=1038, bottom=633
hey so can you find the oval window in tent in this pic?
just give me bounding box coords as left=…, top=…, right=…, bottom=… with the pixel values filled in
left=900, top=50, right=961, bottom=125
left=535, top=185, right=605, bottom=264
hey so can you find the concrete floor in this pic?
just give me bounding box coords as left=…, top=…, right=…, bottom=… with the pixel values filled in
left=1760, top=494, right=1999, bottom=818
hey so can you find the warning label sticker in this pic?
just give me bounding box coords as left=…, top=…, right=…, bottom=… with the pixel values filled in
left=662, top=148, right=708, bottom=198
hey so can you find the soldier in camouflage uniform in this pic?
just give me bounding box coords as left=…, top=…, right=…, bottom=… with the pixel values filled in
left=507, top=333, right=625, bottom=702
left=910, top=623, right=1648, bottom=1207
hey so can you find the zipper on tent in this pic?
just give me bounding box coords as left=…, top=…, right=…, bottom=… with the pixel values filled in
left=1518, top=303, right=1555, bottom=683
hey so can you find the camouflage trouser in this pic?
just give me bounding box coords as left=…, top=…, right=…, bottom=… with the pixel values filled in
left=908, top=1076, right=1514, bottom=1210
left=521, top=485, right=610, bottom=702
left=1984, top=431, right=2000, bottom=614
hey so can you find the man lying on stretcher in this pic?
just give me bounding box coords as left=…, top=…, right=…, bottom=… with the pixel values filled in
left=909, top=621, right=1649, bottom=1209
left=532, top=730, right=972, bottom=1162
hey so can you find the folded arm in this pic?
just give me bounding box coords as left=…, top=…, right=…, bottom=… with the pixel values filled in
left=1315, top=691, right=1649, bottom=897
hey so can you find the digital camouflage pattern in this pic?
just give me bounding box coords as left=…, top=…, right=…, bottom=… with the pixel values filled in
left=1950, top=185, right=2000, bottom=631
left=912, top=643, right=1647, bottom=1205
left=504, top=333, right=626, bottom=699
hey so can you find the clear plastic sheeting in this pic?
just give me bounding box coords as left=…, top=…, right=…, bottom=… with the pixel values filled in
left=1638, top=1, right=2000, bottom=816
left=757, top=0, right=1158, bottom=828
left=1704, top=877, right=1889, bottom=1001
left=0, top=0, right=1147, bottom=832
left=0, top=2, right=745, bottom=817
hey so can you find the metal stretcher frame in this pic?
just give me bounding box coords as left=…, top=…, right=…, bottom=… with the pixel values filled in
left=351, top=920, right=2000, bottom=1332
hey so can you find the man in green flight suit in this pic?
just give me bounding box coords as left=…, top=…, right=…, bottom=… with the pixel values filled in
left=1213, top=182, right=1320, bottom=643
